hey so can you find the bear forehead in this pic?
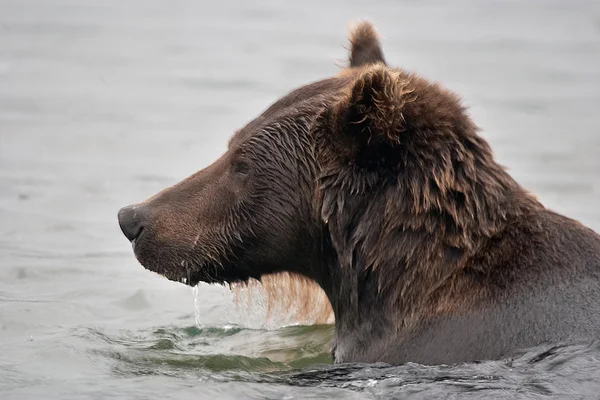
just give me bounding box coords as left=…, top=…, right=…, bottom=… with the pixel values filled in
left=228, top=75, right=355, bottom=150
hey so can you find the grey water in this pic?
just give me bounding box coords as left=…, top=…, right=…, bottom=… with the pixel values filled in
left=1, top=0, right=600, bottom=398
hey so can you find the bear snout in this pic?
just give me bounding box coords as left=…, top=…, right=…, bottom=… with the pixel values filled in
left=118, top=205, right=146, bottom=243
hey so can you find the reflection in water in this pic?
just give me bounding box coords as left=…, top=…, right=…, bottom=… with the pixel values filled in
left=85, top=324, right=600, bottom=398
left=84, top=324, right=333, bottom=376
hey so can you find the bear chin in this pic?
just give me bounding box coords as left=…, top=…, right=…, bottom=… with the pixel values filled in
left=136, top=256, right=256, bottom=287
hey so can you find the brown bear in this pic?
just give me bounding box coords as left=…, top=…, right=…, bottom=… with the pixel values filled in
left=118, top=22, right=600, bottom=365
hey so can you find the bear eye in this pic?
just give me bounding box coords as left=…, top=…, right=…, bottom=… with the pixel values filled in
left=232, top=160, right=250, bottom=175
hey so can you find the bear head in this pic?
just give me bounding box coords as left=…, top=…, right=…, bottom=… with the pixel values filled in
left=118, top=22, right=533, bottom=319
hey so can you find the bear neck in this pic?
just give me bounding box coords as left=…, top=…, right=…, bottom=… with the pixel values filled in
left=313, top=146, right=543, bottom=360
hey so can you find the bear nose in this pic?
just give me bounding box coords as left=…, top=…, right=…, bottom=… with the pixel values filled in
left=118, top=205, right=145, bottom=242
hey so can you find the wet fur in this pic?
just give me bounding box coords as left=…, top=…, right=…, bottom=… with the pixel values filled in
left=122, top=22, right=600, bottom=364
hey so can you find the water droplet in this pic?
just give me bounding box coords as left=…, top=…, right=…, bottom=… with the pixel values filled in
left=192, top=285, right=202, bottom=328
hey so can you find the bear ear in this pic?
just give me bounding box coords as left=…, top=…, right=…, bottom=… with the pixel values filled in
left=327, top=64, right=412, bottom=165
left=348, top=21, right=386, bottom=67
